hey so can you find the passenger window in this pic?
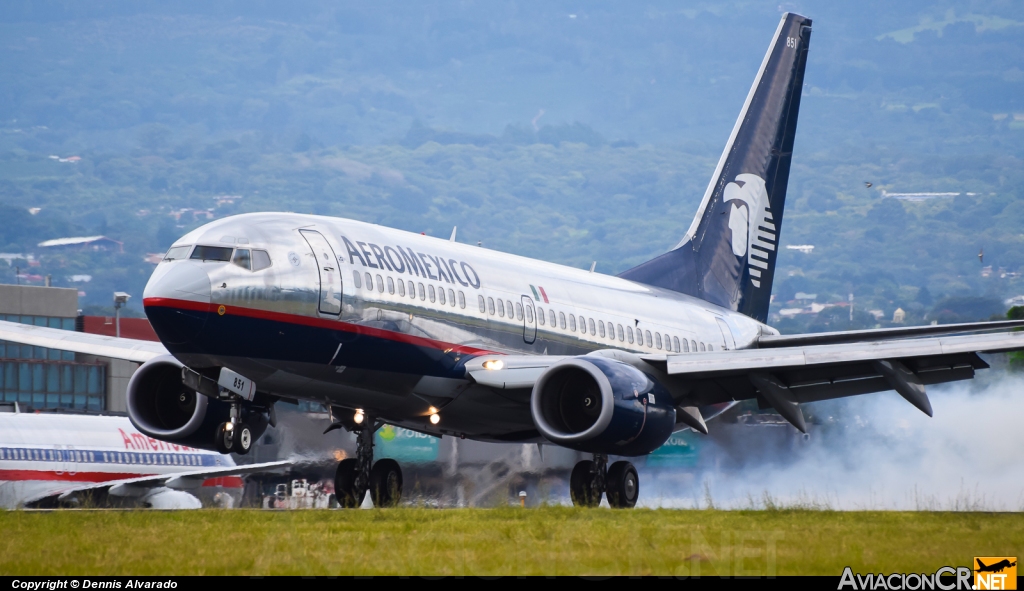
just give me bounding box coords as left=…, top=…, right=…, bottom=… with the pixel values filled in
left=637, top=330, right=644, bottom=346
left=231, top=249, right=251, bottom=270
left=397, top=280, right=406, bottom=297
left=479, top=295, right=486, bottom=313
left=418, top=283, right=426, bottom=300
left=691, top=340, right=697, bottom=352
left=488, top=297, right=495, bottom=315
left=655, top=333, right=662, bottom=350
left=700, top=342, right=706, bottom=352
left=252, top=250, right=272, bottom=271
left=507, top=301, right=514, bottom=318
left=387, top=277, right=395, bottom=295
left=550, top=309, right=557, bottom=327
left=617, top=324, right=624, bottom=341
left=598, top=321, right=605, bottom=338
left=569, top=315, right=576, bottom=331
left=526, top=306, right=534, bottom=323
left=438, top=287, right=446, bottom=305
left=627, top=326, right=634, bottom=343
left=429, top=285, right=436, bottom=303
left=365, top=273, right=373, bottom=291
left=353, top=270, right=362, bottom=289
left=449, top=289, right=456, bottom=307
left=376, top=274, right=384, bottom=292
left=708, top=344, right=714, bottom=351
left=559, top=312, right=566, bottom=329
left=408, top=281, right=416, bottom=298
left=515, top=302, right=523, bottom=320
left=577, top=316, right=584, bottom=333
left=459, top=291, right=466, bottom=309
left=645, top=330, right=653, bottom=347
left=682, top=339, right=689, bottom=352
left=537, top=307, right=545, bottom=325
left=673, top=337, right=681, bottom=352
left=497, top=299, right=505, bottom=317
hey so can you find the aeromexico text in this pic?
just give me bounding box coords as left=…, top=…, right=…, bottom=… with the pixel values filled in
left=340, top=235, right=482, bottom=289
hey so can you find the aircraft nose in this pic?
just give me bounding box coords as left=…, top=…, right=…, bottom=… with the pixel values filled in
left=143, top=263, right=212, bottom=345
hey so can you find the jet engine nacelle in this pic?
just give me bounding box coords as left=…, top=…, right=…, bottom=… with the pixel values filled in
left=531, top=356, right=676, bottom=456
left=126, top=355, right=267, bottom=452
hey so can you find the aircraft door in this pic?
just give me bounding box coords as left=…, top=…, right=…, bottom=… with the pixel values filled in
left=522, top=295, right=537, bottom=344
left=715, top=318, right=736, bottom=351
left=299, top=230, right=342, bottom=316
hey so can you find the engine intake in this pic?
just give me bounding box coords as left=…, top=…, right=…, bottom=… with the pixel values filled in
left=127, top=355, right=267, bottom=452
left=531, top=356, right=676, bottom=456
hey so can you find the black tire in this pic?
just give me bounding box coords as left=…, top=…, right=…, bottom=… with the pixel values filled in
left=233, top=423, right=253, bottom=455
left=334, top=459, right=360, bottom=508
left=569, top=460, right=600, bottom=507
left=606, top=461, right=639, bottom=509
left=214, top=422, right=233, bottom=454
left=370, top=459, right=403, bottom=508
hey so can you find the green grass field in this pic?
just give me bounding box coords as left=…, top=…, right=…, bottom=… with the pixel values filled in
left=2, top=508, right=1022, bottom=576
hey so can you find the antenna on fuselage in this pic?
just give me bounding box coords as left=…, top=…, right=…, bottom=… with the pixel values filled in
left=450, top=226, right=457, bottom=242
left=589, top=261, right=597, bottom=273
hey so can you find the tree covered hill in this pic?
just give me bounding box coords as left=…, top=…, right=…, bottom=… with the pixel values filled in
left=0, top=1, right=1022, bottom=327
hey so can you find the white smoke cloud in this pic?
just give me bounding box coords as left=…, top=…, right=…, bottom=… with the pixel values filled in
left=639, top=375, right=1024, bottom=511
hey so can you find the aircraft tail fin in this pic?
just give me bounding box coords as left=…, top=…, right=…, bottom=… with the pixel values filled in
left=619, top=13, right=811, bottom=323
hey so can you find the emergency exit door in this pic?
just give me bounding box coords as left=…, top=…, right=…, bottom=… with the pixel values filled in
left=522, top=295, right=537, bottom=344
left=300, top=230, right=342, bottom=316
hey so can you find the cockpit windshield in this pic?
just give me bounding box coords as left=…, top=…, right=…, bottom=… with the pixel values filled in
left=190, top=245, right=233, bottom=262
left=163, top=245, right=192, bottom=261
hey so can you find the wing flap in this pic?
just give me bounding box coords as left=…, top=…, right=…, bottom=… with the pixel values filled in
left=666, top=330, right=1024, bottom=377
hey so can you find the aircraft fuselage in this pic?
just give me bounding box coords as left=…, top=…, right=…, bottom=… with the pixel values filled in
left=144, top=213, right=769, bottom=441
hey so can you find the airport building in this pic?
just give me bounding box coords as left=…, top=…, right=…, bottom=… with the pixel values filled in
left=0, top=284, right=137, bottom=412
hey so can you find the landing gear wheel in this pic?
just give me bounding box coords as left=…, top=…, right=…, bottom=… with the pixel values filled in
left=369, top=459, right=403, bottom=507
left=233, top=423, right=253, bottom=455
left=570, top=460, right=601, bottom=507
left=214, top=421, right=233, bottom=454
left=334, top=458, right=361, bottom=508
left=606, top=461, right=639, bottom=509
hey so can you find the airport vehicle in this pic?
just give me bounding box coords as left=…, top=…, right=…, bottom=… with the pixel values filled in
left=0, top=404, right=289, bottom=508
left=3, top=13, right=1024, bottom=509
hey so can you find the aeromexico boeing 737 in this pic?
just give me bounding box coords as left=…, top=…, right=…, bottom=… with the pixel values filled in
left=4, top=13, right=1024, bottom=508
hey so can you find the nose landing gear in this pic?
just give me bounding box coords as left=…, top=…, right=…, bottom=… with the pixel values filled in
left=569, top=454, right=639, bottom=509
left=214, top=402, right=253, bottom=455
left=332, top=414, right=404, bottom=508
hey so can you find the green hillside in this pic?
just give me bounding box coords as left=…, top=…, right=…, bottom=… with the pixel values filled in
left=1, top=1, right=1022, bottom=328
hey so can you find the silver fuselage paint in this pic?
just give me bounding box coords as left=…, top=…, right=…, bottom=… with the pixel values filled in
left=145, top=213, right=772, bottom=441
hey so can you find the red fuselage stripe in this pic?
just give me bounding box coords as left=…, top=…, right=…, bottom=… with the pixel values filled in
left=143, top=296, right=498, bottom=356
left=0, top=469, right=243, bottom=488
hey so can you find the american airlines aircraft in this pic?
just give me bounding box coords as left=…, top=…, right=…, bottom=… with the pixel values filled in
left=0, top=406, right=289, bottom=508
left=3, top=13, right=1023, bottom=509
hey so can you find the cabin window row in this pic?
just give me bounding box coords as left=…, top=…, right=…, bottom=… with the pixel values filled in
left=353, top=271, right=467, bottom=309
left=472, top=296, right=710, bottom=353
left=0, top=447, right=205, bottom=467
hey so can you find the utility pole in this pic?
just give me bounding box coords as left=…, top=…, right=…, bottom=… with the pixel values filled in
left=113, top=292, right=131, bottom=338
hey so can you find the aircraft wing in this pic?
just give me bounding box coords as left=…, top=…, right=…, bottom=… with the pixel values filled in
left=465, top=326, right=1024, bottom=433
left=25, top=460, right=293, bottom=506
left=0, top=319, right=167, bottom=363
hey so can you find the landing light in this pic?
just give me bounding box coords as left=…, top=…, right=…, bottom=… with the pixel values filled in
left=482, top=359, right=504, bottom=371
left=353, top=409, right=364, bottom=425
left=224, top=422, right=234, bottom=431
left=429, top=413, right=441, bottom=425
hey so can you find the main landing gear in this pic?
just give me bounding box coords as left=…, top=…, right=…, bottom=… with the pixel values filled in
left=334, top=415, right=404, bottom=508
left=215, top=400, right=253, bottom=455
left=569, top=454, right=639, bottom=509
